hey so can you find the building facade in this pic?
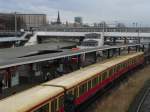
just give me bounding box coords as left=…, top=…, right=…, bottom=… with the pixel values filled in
left=74, top=17, right=83, bottom=25
left=0, top=13, right=47, bottom=32
left=17, top=14, right=47, bottom=30
left=0, top=13, right=15, bottom=32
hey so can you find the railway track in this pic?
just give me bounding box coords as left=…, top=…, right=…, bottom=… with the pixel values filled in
left=128, top=79, right=150, bottom=112
left=136, top=88, right=150, bottom=112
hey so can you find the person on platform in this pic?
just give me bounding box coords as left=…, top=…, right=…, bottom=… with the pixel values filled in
left=45, top=72, right=51, bottom=81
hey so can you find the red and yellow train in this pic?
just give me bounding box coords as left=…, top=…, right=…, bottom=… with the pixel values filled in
left=0, top=52, right=144, bottom=112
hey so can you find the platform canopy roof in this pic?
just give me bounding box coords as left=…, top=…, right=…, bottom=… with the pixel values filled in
left=0, top=42, right=145, bottom=69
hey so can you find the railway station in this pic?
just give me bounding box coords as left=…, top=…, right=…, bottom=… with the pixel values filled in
left=0, top=43, right=149, bottom=112
left=0, top=38, right=149, bottom=101
left=0, top=30, right=149, bottom=111
left=1, top=1, right=150, bottom=111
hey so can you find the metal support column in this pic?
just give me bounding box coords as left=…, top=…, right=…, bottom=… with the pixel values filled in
left=113, top=38, right=116, bottom=45
left=128, top=47, right=130, bottom=54
left=138, top=45, right=141, bottom=52
left=136, top=45, right=138, bottom=52
left=112, top=48, right=116, bottom=56
left=77, top=55, right=81, bottom=69
left=107, top=49, right=110, bottom=59
left=142, top=45, right=145, bottom=52
left=118, top=48, right=121, bottom=56
left=94, top=51, right=97, bottom=63
left=124, top=37, right=127, bottom=44
left=14, top=12, right=17, bottom=37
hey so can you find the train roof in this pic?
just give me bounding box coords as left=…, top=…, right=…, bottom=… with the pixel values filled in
left=0, top=86, right=64, bottom=112
left=44, top=52, right=143, bottom=89
left=102, top=52, right=143, bottom=66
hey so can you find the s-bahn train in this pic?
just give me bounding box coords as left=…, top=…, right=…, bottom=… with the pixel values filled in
left=0, top=52, right=144, bottom=112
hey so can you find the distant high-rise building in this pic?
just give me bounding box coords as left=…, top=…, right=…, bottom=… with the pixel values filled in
left=74, top=17, right=83, bottom=25
left=0, top=12, right=47, bottom=32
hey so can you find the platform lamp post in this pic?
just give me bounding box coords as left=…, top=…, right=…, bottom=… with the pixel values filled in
left=14, top=12, right=17, bottom=37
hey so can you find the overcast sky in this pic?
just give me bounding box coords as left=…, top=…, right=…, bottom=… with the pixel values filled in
left=0, top=0, right=150, bottom=26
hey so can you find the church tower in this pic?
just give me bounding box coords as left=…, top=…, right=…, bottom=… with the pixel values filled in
left=56, top=11, right=61, bottom=24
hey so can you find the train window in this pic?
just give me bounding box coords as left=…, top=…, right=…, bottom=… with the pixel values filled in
left=129, top=60, right=131, bottom=65
left=130, top=60, right=132, bottom=65
left=130, top=60, right=132, bottom=64
left=79, top=83, right=87, bottom=96
left=88, top=80, right=92, bottom=90
left=84, top=83, right=88, bottom=92
left=127, top=61, right=129, bottom=66
left=79, top=85, right=83, bottom=96
left=121, top=63, right=124, bottom=69
left=99, top=75, right=102, bottom=83
left=92, top=78, right=95, bottom=87
left=115, top=65, right=117, bottom=72
left=74, top=87, right=78, bottom=98
left=132, top=59, right=134, bottom=64
left=68, top=90, right=73, bottom=95
left=135, top=58, right=136, bottom=63
left=120, top=64, right=122, bottom=69
left=117, top=64, right=120, bottom=71
left=58, top=95, right=64, bottom=109
left=92, top=77, right=97, bottom=87
left=102, top=71, right=107, bottom=81
left=34, top=103, right=49, bottom=112
left=113, top=66, right=116, bottom=73
left=51, top=99, right=57, bottom=112
left=125, top=63, right=127, bottom=68
left=125, top=62, right=127, bottom=67
left=122, top=63, right=124, bottom=68
left=109, top=68, right=113, bottom=76
left=121, top=63, right=123, bottom=68
left=96, top=77, right=99, bottom=85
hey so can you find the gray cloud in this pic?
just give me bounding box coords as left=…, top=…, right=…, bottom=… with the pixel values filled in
left=0, top=0, right=150, bottom=26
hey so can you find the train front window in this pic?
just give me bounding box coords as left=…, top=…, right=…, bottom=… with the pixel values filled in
left=34, top=103, right=49, bottom=112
